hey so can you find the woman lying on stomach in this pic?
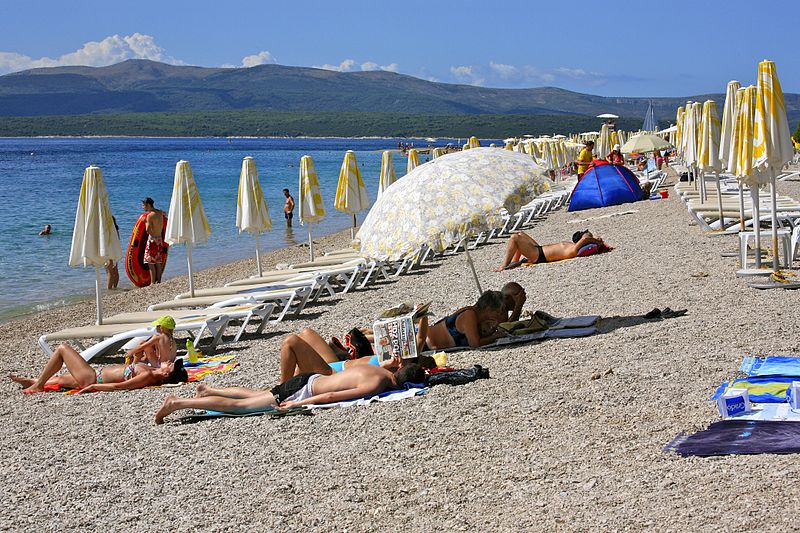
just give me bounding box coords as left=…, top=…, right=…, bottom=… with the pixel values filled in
left=424, top=290, right=508, bottom=350
left=9, top=343, right=188, bottom=394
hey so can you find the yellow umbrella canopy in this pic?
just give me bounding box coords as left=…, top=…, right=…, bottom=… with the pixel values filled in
left=335, top=150, right=370, bottom=239
left=504, top=141, right=514, bottom=150
left=377, top=150, right=397, bottom=199
left=675, top=106, right=685, bottom=156
left=69, top=165, right=123, bottom=324
left=236, top=156, right=272, bottom=276
left=165, top=160, right=211, bottom=297
left=719, top=81, right=741, bottom=171
left=620, top=134, right=672, bottom=154
left=753, top=60, right=795, bottom=272
left=734, top=86, right=759, bottom=185
left=406, top=148, right=420, bottom=174
left=298, top=155, right=326, bottom=260
left=468, top=136, right=481, bottom=149
left=697, top=100, right=724, bottom=220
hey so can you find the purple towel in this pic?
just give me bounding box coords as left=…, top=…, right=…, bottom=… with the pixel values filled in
left=666, top=420, right=800, bottom=457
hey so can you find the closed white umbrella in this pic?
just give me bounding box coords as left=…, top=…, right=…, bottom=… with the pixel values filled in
left=298, top=155, right=326, bottom=260
left=596, top=124, right=612, bottom=160
left=69, top=165, right=123, bottom=325
left=236, top=156, right=272, bottom=277
left=165, top=160, right=211, bottom=297
left=334, top=150, right=370, bottom=239
left=377, top=151, right=396, bottom=200
left=719, top=81, right=742, bottom=169
left=753, top=59, right=795, bottom=273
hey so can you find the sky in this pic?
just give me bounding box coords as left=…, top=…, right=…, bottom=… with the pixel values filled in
left=0, top=0, right=798, bottom=97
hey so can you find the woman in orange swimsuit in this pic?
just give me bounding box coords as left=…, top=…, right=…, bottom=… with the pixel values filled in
left=9, top=344, right=187, bottom=394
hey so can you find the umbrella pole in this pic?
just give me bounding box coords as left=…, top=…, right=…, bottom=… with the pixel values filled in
left=738, top=187, right=745, bottom=232
left=94, top=266, right=103, bottom=325
left=751, top=187, right=761, bottom=269
left=307, top=223, right=315, bottom=261
left=770, top=168, right=780, bottom=272
left=187, top=243, right=195, bottom=298
left=351, top=214, right=357, bottom=241
left=715, top=172, right=724, bottom=227
left=255, top=233, right=263, bottom=277
left=464, top=247, right=483, bottom=295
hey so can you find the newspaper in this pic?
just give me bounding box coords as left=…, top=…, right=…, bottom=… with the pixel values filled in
left=373, top=313, right=418, bottom=362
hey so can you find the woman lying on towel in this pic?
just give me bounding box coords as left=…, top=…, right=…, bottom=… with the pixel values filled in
left=9, top=343, right=188, bottom=394
left=279, top=321, right=433, bottom=383
left=424, top=290, right=508, bottom=350
left=494, top=230, right=609, bottom=271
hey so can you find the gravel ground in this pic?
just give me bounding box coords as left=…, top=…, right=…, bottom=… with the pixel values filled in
left=3, top=169, right=800, bottom=532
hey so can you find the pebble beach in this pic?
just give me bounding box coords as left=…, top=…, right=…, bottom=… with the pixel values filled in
left=4, top=169, right=800, bottom=531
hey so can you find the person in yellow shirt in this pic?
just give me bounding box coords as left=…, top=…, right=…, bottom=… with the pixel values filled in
left=575, top=140, right=594, bottom=179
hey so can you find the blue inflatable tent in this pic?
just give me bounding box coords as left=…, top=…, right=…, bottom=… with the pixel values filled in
left=568, top=161, right=643, bottom=212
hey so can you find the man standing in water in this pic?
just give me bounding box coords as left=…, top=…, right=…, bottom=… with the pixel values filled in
left=283, top=188, right=295, bottom=228
left=142, top=197, right=166, bottom=285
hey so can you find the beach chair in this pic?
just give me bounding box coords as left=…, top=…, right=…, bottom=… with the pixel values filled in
left=38, top=302, right=276, bottom=361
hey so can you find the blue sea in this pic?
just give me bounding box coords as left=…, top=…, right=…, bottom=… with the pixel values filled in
left=0, top=136, right=475, bottom=321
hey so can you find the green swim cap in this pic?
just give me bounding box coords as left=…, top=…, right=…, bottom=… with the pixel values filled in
left=151, top=315, right=176, bottom=330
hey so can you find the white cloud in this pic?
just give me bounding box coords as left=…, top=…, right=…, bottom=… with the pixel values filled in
left=450, top=65, right=485, bottom=86
left=241, top=51, right=277, bottom=68
left=0, top=33, right=183, bottom=74
left=315, top=59, right=357, bottom=72
left=315, top=59, right=398, bottom=73
left=360, top=61, right=398, bottom=72
left=489, top=61, right=518, bottom=79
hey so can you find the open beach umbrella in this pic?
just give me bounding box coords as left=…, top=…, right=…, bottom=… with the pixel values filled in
left=697, top=100, right=723, bottom=223
left=335, top=150, right=370, bottom=240
left=377, top=151, right=397, bottom=200
left=236, top=156, right=272, bottom=277
left=468, top=136, right=481, bottom=149
left=69, top=165, right=123, bottom=325
left=358, top=148, right=552, bottom=294
left=753, top=60, right=795, bottom=273
left=165, top=160, right=211, bottom=298
left=298, top=155, right=326, bottom=260
left=621, top=134, right=672, bottom=154
left=406, top=148, right=420, bottom=174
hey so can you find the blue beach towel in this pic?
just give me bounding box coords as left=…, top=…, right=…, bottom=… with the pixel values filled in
left=740, top=355, right=800, bottom=377
left=666, top=420, right=800, bottom=457
left=711, top=376, right=799, bottom=403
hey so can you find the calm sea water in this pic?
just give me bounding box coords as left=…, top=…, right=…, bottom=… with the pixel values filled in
left=0, top=137, right=483, bottom=320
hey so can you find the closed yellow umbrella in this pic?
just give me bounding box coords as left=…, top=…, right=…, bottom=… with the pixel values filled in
left=335, top=150, right=370, bottom=239
left=719, top=81, right=741, bottom=171
left=406, top=148, right=420, bottom=174
left=675, top=106, right=685, bottom=158
left=236, top=156, right=272, bottom=276
left=504, top=141, right=514, bottom=150
left=298, top=155, right=326, bottom=260
left=165, top=160, right=211, bottom=297
left=69, top=165, right=123, bottom=324
left=468, top=136, right=481, bottom=149
left=753, top=60, right=795, bottom=273
left=377, top=151, right=396, bottom=200
left=697, top=100, right=723, bottom=220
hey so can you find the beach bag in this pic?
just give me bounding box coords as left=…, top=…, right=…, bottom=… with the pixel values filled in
left=343, top=328, right=374, bottom=358
left=427, top=365, right=490, bottom=386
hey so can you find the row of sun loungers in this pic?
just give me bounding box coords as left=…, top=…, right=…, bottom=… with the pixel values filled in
left=38, top=186, right=572, bottom=362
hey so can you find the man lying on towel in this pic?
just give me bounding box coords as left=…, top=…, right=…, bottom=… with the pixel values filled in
left=494, top=230, right=609, bottom=271
left=154, top=362, right=425, bottom=424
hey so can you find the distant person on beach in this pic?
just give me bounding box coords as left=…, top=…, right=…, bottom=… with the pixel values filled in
left=607, top=144, right=625, bottom=165
left=424, top=291, right=508, bottom=350
left=38, top=224, right=52, bottom=236
left=154, top=362, right=425, bottom=424
left=105, top=216, right=120, bottom=289
left=501, top=282, right=527, bottom=322
left=576, top=141, right=594, bottom=179
left=9, top=344, right=187, bottom=394
left=283, top=188, right=295, bottom=228
left=125, top=315, right=177, bottom=368
left=142, top=197, right=166, bottom=285
left=494, top=230, right=607, bottom=271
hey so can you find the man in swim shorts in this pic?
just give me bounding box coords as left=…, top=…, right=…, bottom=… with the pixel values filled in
left=142, top=197, right=166, bottom=285
left=154, top=363, right=425, bottom=424
left=283, top=188, right=295, bottom=228
left=494, top=230, right=606, bottom=271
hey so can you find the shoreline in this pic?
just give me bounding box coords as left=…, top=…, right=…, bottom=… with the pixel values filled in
left=0, top=134, right=457, bottom=140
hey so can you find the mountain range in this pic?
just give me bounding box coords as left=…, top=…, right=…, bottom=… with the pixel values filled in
left=1, top=59, right=798, bottom=125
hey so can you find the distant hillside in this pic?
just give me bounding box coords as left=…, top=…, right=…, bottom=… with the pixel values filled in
left=2, top=59, right=798, bottom=124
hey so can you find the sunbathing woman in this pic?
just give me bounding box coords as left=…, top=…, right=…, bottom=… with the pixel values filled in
left=424, top=290, right=508, bottom=350
left=494, top=230, right=606, bottom=271
left=9, top=343, right=188, bottom=394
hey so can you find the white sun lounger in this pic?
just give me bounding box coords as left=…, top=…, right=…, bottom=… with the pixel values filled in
left=38, top=302, right=276, bottom=361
